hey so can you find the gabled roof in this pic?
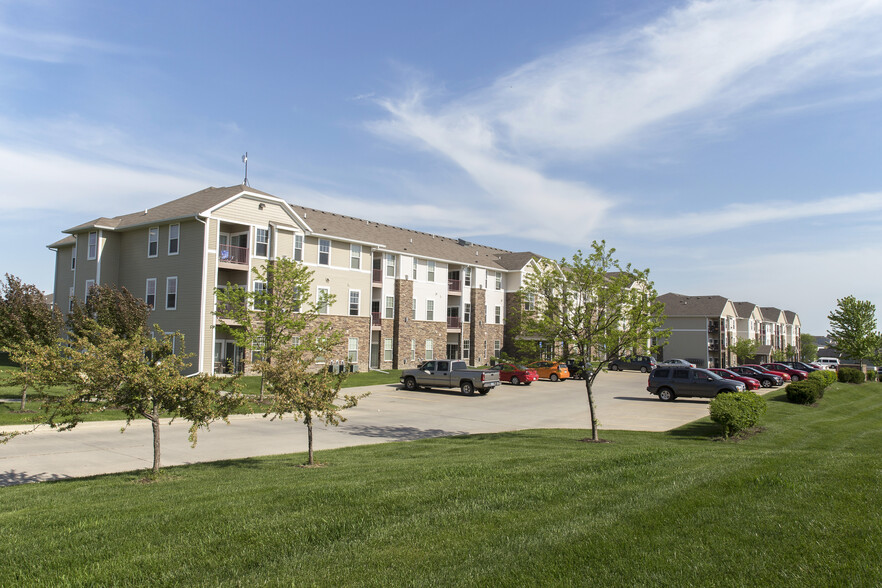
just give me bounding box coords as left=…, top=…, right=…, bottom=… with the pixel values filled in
left=63, top=185, right=279, bottom=234
left=657, top=293, right=733, bottom=317
left=494, top=251, right=544, bottom=271
left=48, top=235, right=76, bottom=249
left=783, top=310, right=800, bottom=325
left=760, top=307, right=785, bottom=323
left=733, top=301, right=760, bottom=318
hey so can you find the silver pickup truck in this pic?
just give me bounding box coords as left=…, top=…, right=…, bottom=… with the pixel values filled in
left=400, top=360, right=500, bottom=395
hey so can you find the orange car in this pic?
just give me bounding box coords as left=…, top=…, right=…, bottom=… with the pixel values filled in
left=527, top=361, right=570, bottom=381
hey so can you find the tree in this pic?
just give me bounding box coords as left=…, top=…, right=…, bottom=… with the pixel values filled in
left=67, top=283, right=149, bottom=341
left=214, top=258, right=326, bottom=402
left=516, top=241, right=668, bottom=441
left=800, top=333, right=818, bottom=362
left=216, top=256, right=366, bottom=464
left=827, top=296, right=881, bottom=366
left=772, top=348, right=789, bottom=362
left=731, top=338, right=758, bottom=365
left=43, top=286, right=243, bottom=475
left=0, top=274, right=63, bottom=410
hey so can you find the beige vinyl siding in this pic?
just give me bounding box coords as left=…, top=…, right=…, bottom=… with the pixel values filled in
left=212, top=197, right=295, bottom=226
left=311, top=266, right=371, bottom=316
left=74, top=233, right=98, bottom=301
left=275, top=227, right=295, bottom=259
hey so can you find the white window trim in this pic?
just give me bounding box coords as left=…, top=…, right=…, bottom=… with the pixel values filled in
left=84, top=279, right=95, bottom=301
left=427, top=260, right=435, bottom=282
left=168, top=224, right=180, bottom=256
left=317, top=286, right=330, bottom=314
left=349, top=289, right=360, bottom=316
left=412, top=298, right=417, bottom=320
left=87, top=232, right=98, bottom=261
left=147, top=227, right=159, bottom=258
left=384, top=338, right=393, bottom=362
left=426, top=299, right=434, bottom=321
left=145, top=278, right=156, bottom=309
left=294, top=234, right=304, bottom=262
left=350, top=244, right=362, bottom=270
left=425, top=339, right=434, bottom=360
left=166, top=276, right=178, bottom=310
left=318, top=239, right=331, bottom=266
left=385, top=296, right=395, bottom=319
left=71, top=245, right=77, bottom=270
left=255, top=227, right=270, bottom=258
left=348, top=337, right=358, bottom=364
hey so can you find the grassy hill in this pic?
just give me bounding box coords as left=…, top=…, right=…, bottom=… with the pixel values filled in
left=2, top=384, right=881, bottom=586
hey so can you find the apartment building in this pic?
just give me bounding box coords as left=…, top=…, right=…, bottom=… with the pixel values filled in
left=49, top=185, right=528, bottom=375
left=657, top=293, right=801, bottom=367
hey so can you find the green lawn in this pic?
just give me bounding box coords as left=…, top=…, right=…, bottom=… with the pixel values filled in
left=0, top=368, right=402, bottom=426
left=2, top=383, right=881, bottom=586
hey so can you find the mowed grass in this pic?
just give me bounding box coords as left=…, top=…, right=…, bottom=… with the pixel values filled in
left=2, top=384, right=881, bottom=586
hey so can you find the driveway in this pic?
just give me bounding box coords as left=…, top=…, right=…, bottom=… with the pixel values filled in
left=0, top=371, right=749, bottom=485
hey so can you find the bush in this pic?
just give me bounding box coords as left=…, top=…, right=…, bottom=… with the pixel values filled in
left=867, top=370, right=877, bottom=382
left=709, top=391, right=767, bottom=439
left=819, top=369, right=836, bottom=386
left=807, top=371, right=828, bottom=398
left=838, top=367, right=864, bottom=384
left=786, top=379, right=824, bottom=405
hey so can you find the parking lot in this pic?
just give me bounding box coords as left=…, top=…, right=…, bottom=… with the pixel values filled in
left=1, top=370, right=753, bottom=485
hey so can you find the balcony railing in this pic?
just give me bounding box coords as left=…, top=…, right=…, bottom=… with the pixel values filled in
left=219, top=244, right=248, bottom=266
left=371, top=312, right=381, bottom=327
left=448, top=278, right=461, bottom=292
left=447, top=316, right=462, bottom=329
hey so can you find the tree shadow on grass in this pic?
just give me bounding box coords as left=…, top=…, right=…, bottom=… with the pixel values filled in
left=344, top=424, right=469, bottom=440
left=665, top=420, right=721, bottom=441
left=0, top=469, right=71, bottom=487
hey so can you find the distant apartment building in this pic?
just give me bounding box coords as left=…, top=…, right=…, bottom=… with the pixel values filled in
left=49, top=185, right=545, bottom=375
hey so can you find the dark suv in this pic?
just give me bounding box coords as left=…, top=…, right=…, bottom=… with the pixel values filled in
left=647, top=367, right=746, bottom=401
left=609, top=355, right=657, bottom=373
left=564, top=359, right=593, bottom=380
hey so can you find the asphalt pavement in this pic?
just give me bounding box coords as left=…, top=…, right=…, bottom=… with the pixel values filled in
left=0, top=371, right=751, bottom=486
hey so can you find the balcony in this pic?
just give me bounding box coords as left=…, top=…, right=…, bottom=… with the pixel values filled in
left=447, top=316, right=462, bottom=330
left=371, top=312, right=381, bottom=329
left=218, top=244, right=248, bottom=269
left=372, top=269, right=383, bottom=284
left=448, top=278, right=461, bottom=293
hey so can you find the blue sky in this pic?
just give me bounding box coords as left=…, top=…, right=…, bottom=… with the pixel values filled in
left=3, top=0, right=882, bottom=335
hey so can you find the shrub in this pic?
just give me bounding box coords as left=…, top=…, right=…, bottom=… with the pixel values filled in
left=867, top=370, right=877, bottom=382
left=820, top=369, right=836, bottom=386
left=838, top=367, right=864, bottom=384
left=786, top=380, right=822, bottom=405
left=709, top=391, right=767, bottom=439
left=807, top=371, right=828, bottom=398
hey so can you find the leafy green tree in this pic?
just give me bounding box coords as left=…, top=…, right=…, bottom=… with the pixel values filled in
left=67, top=283, right=149, bottom=341
left=800, top=333, right=818, bottom=362
left=516, top=241, right=668, bottom=441
left=215, top=258, right=329, bottom=402
left=827, top=296, right=881, bottom=367
left=0, top=274, right=63, bottom=410
left=731, top=338, right=758, bottom=365
left=772, top=348, right=789, bottom=362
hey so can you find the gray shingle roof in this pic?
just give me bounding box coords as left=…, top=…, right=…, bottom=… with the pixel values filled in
left=657, top=292, right=731, bottom=317
left=733, top=301, right=759, bottom=318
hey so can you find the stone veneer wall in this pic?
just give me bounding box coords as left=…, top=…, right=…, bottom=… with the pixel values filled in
left=391, top=277, right=448, bottom=368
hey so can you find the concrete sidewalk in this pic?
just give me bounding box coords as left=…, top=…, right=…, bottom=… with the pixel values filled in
left=0, top=371, right=751, bottom=486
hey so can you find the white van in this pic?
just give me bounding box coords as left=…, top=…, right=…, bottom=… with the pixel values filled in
left=816, top=357, right=840, bottom=369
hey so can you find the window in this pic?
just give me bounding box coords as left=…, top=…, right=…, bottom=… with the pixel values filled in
left=88, top=231, right=98, bottom=260
left=495, top=306, right=502, bottom=324
left=294, top=235, right=303, bottom=261
left=166, top=277, right=178, bottom=310
left=349, top=290, right=360, bottom=316
left=317, top=286, right=329, bottom=314
left=348, top=338, right=358, bottom=364
left=147, top=228, right=158, bottom=258
left=495, top=272, right=502, bottom=290
left=319, top=239, right=330, bottom=265
left=71, top=246, right=76, bottom=270
left=411, top=339, right=416, bottom=362
left=145, top=278, right=156, bottom=309
left=384, top=338, right=393, bottom=362
left=350, top=244, right=361, bottom=270
left=463, top=339, right=470, bottom=360
left=464, top=303, right=471, bottom=323
left=255, top=228, right=269, bottom=257
left=464, top=267, right=471, bottom=287
left=524, top=293, right=535, bottom=311
left=426, top=299, right=434, bottom=321
left=292, top=286, right=301, bottom=312
left=427, top=261, right=435, bottom=282
left=68, top=286, right=74, bottom=311
left=168, top=224, right=180, bottom=255
left=253, top=281, right=268, bottom=310
left=412, top=298, right=417, bottom=320
left=252, top=336, right=265, bottom=363
left=85, top=279, right=95, bottom=302
left=385, top=296, right=395, bottom=319
left=425, top=339, right=434, bottom=360
left=494, top=340, right=500, bottom=358
left=412, top=257, right=418, bottom=280
left=385, top=253, right=396, bottom=277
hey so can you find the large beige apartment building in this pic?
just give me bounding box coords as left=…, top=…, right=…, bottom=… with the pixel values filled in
left=49, top=185, right=543, bottom=375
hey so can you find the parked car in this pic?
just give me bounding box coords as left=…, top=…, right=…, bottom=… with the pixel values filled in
left=647, top=367, right=746, bottom=401
left=762, top=363, right=808, bottom=382
left=816, top=357, right=841, bottom=370
left=527, top=361, right=570, bottom=381
left=742, top=364, right=791, bottom=383
left=780, top=361, right=819, bottom=373
left=728, top=365, right=783, bottom=388
left=609, top=355, right=657, bottom=373
left=660, top=358, right=697, bottom=368
left=400, top=360, right=500, bottom=395
left=563, top=359, right=593, bottom=380
left=709, top=368, right=761, bottom=391
left=489, top=362, right=538, bottom=386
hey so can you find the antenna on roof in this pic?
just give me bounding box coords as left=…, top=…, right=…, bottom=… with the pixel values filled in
left=242, top=153, right=249, bottom=186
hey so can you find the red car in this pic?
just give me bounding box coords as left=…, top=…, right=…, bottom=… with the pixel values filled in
left=743, top=364, right=791, bottom=382
left=762, top=363, right=808, bottom=382
left=490, top=362, right=538, bottom=385
left=709, top=368, right=761, bottom=391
